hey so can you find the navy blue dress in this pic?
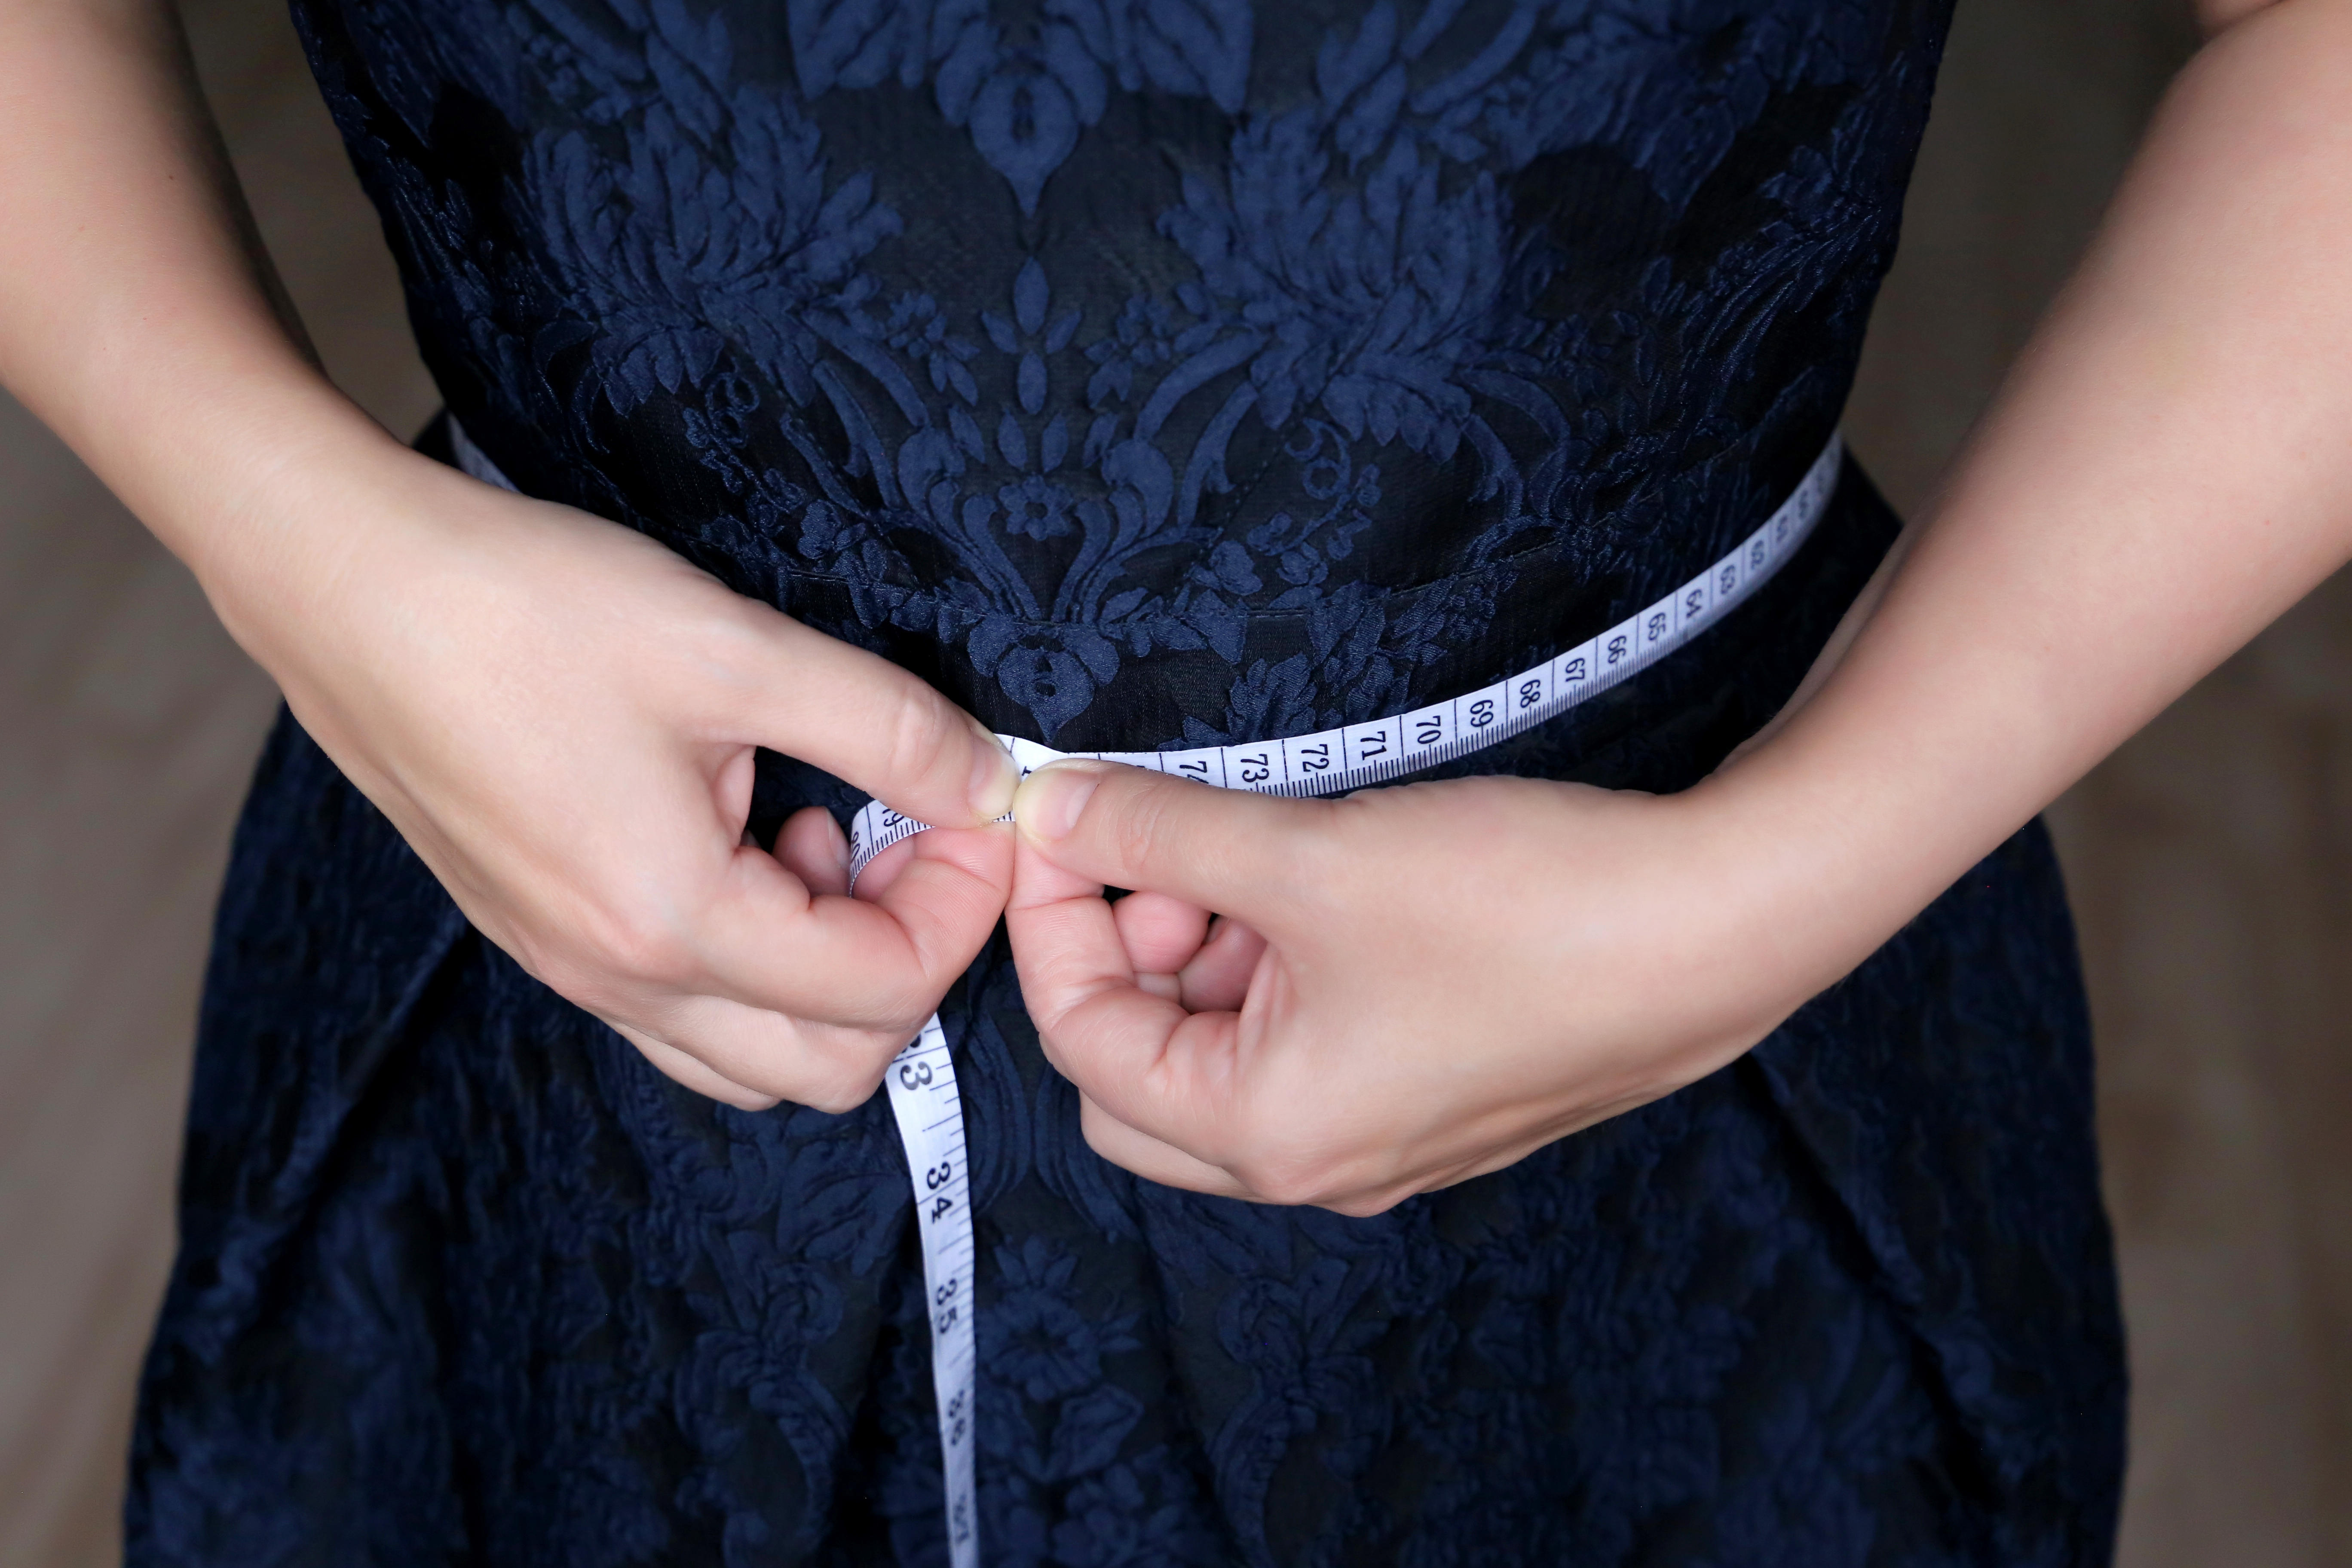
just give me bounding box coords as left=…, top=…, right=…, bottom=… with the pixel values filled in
left=128, top=0, right=2127, bottom=1562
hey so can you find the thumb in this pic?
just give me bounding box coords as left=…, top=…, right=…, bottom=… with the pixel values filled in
left=1012, top=759, right=1326, bottom=919
left=727, top=610, right=1017, bottom=829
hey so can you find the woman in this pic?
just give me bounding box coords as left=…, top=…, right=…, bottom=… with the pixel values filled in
left=5, top=0, right=2347, bottom=1559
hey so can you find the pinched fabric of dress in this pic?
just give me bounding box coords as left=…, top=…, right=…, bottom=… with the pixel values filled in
left=126, top=0, right=2126, bottom=1563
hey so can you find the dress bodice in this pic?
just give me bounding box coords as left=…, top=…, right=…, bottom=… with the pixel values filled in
left=294, top=0, right=1948, bottom=748
left=129, top=9, right=2135, bottom=1562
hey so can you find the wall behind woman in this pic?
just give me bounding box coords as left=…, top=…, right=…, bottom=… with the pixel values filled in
left=0, top=0, right=2340, bottom=1562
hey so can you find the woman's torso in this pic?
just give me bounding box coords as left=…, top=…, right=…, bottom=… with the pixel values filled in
left=294, top=0, right=1944, bottom=750
left=128, top=5, right=2130, bottom=1563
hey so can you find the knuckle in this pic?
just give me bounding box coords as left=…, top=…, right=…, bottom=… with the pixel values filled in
left=553, top=879, right=716, bottom=993
left=1106, top=772, right=1223, bottom=884
left=513, top=931, right=642, bottom=1017
left=1271, top=804, right=1337, bottom=886
left=798, top=1082, right=868, bottom=1116
left=760, top=1029, right=906, bottom=1116
left=1326, top=1188, right=1408, bottom=1219
left=708, top=1081, right=782, bottom=1114
left=541, top=962, right=616, bottom=1019
left=876, top=683, right=965, bottom=799
left=1285, top=799, right=1358, bottom=893
left=1082, top=771, right=1157, bottom=860
left=594, top=912, right=697, bottom=990
left=802, top=1056, right=891, bottom=1115
left=1103, top=776, right=1173, bottom=870
left=1230, top=1106, right=1391, bottom=1210
left=1251, top=1172, right=1328, bottom=1210
left=1234, top=1149, right=1337, bottom=1209
left=501, top=927, right=576, bottom=995
left=847, top=974, right=934, bottom=1034
left=1076, top=1107, right=1121, bottom=1163
left=676, top=598, right=790, bottom=715
left=693, top=599, right=769, bottom=677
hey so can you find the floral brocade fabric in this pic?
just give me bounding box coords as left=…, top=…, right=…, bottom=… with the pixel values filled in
left=126, top=0, right=2126, bottom=1564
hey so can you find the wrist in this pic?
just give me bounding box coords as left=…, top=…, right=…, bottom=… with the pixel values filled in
left=1696, top=682, right=2037, bottom=1005
left=1655, top=768, right=1871, bottom=1028
left=141, top=377, right=454, bottom=674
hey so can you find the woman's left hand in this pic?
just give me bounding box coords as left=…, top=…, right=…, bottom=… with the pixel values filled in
left=1004, top=759, right=1841, bottom=1215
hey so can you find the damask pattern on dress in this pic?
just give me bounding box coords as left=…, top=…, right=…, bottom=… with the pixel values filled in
left=296, top=0, right=1924, bottom=747
left=125, top=0, right=2126, bottom=1562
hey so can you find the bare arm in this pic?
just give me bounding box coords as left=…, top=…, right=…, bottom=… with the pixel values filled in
left=0, top=0, right=1020, bottom=1110
left=1732, top=0, right=2352, bottom=999
left=0, top=0, right=356, bottom=591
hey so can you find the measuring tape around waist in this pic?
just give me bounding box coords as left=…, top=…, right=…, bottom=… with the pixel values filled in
left=448, top=416, right=1841, bottom=1565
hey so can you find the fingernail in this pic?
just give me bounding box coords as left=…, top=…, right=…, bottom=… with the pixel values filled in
left=1016, top=760, right=1106, bottom=842
left=968, top=720, right=1018, bottom=819
left=825, top=811, right=851, bottom=879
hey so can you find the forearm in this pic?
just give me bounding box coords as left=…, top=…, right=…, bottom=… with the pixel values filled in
left=1724, top=0, right=2352, bottom=983
left=0, top=0, right=398, bottom=600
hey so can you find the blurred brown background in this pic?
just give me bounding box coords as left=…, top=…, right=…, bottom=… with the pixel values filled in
left=2, top=0, right=2346, bottom=1560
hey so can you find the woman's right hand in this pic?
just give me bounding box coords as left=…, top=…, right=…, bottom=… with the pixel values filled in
left=0, top=0, right=1018, bottom=1110
left=205, top=427, right=1017, bottom=1112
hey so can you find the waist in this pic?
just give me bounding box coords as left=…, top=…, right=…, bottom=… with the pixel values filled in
left=441, top=416, right=1892, bottom=787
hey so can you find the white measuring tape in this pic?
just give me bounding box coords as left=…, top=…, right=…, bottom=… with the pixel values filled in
left=449, top=416, right=1840, bottom=1564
